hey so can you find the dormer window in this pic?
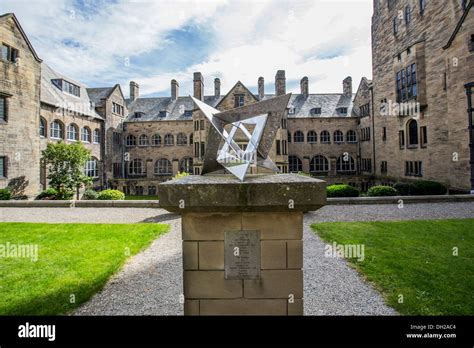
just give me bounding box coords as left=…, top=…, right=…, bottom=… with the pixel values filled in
left=134, top=112, right=144, bottom=119
left=310, top=108, right=322, bottom=116
left=51, top=79, right=80, bottom=97
left=1, top=43, right=19, bottom=63
left=159, top=111, right=167, bottom=118
left=338, top=107, right=348, bottom=115
left=184, top=110, right=192, bottom=117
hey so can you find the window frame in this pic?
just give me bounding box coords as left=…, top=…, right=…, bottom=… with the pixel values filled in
left=155, top=158, right=172, bottom=175
left=0, top=95, right=8, bottom=122
left=67, top=124, right=79, bottom=141
left=307, top=131, right=317, bottom=144
left=310, top=155, right=329, bottom=174
left=50, top=120, right=64, bottom=140
left=0, top=156, right=7, bottom=178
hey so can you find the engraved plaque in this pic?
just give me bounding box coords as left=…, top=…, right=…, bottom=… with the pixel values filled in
left=224, top=230, right=261, bottom=280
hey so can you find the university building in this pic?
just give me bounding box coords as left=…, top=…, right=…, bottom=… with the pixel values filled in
left=0, top=0, right=472, bottom=198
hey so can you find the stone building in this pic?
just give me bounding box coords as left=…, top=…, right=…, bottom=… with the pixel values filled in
left=369, top=0, right=474, bottom=192
left=1, top=2, right=473, bottom=198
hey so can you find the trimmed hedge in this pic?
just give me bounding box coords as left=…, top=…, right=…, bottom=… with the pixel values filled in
left=0, top=189, right=12, bottom=200
left=82, top=189, right=99, bottom=200
left=413, top=181, right=448, bottom=196
left=393, top=182, right=416, bottom=196
left=36, top=188, right=59, bottom=200
left=367, top=185, right=398, bottom=197
left=327, top=184, right=360, bottom=198
left=97, top=189, right=125, bottom=201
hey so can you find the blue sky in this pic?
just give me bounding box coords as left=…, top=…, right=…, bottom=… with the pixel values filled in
left=1, top=0, right=373, bottom=97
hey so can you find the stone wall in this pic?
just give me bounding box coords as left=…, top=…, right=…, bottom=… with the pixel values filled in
left=0, top=15, right=41, bottom=198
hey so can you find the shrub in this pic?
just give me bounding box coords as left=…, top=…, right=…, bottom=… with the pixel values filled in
left=413, top=181, right=448, bottom=196
left=327, top=184, right=360, bottom=198
left=82, top=189, right=99, bottom=200
left=36, top=188, right=59, bottom=200
left=367, top=185, right=399, bottom=197
left=97, top=189, right=125, bottom=200
left=0, top=189, right=12, bottom=200
left=393, top=182, right=416, bottom=196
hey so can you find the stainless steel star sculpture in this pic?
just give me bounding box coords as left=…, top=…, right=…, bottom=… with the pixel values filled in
left=191, top=93, right=291, bottom=181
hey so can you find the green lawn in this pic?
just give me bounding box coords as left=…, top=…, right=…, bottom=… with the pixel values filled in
left=124, top=195, right=159, bottom=200
left=311, top=219, right=474, bottom=315
left=0, top=223, right=168, bottom=315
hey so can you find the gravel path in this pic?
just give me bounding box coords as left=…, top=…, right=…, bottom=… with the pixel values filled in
left=1, top=202, right=473, bottom=315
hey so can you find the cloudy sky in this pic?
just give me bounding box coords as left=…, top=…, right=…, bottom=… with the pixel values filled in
left=2, top=0, right=373, bottom=98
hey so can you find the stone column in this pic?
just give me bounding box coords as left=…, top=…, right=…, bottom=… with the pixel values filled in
left=158, top=174, right=326, bottom=316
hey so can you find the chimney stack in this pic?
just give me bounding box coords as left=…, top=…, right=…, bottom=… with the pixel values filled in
left=343, top=76, right=353, bottom=97
left=258, top=77, right=265, bottom=99
left=214, top=78, right=221, bottom=98
left=130, top=81, right=139, bottom=101
left=171, top=79, right=179, bottom=101
left=193, top=72, right=204, bottom=101
left=300, top=76, right=309, bottom=98
left=275, top=70, right=286, bottom=96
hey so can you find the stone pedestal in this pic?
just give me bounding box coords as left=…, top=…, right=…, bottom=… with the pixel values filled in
left=158, top=174, right=326, bottom=316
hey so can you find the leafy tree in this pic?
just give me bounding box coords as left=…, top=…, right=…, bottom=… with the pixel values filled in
left=41, top=141, right=92, bottom=199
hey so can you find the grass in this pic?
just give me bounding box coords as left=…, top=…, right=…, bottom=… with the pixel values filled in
left=124, top=195, right=159, bottom=200
left=311, top=219, right=474, bottom=315
left=0, top=222, right=168, bottom=315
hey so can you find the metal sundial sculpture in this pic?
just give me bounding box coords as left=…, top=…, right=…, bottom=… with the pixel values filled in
left=191, top=93, right=291, bottom=181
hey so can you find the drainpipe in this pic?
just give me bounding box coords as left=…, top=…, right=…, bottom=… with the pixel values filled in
left=465, top=82, right=474, bottom=194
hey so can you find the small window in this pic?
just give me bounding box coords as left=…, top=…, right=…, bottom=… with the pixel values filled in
left=93, top=129, right=100, bottom=144
left=81, top=127, right=91, bottom=143
left=126, top=134, right=137, bottom=147
left=112, top=102, right=124, bottom=116
left=151, top=134, right=161, bottom=146
left=320, top=131, right=330, bottom=143
left=200, top=142, right=205, bottom=157
left=164, top=134, right=174, bottom=146
left=84, top=158, right=99, bottom=178
left=276, top=140, right=281, bottom=155
left=338, top=107, right=348, bottom=115
left=407, top=119, right=419, bottom=146
left=180, top=158, right=193, bottom=174
left=129, top=158, right=145, bottom=175
left=420, top=126, right=427, bottom=147
left=155, top=159, right=172, bottom=175
left=0, top=96, right=6, bottom=121
left=347, top=130, right=357, bottom=143
left=294, top=131, right=304, bottom=143
left=419, top=0, right=426, bottom=14
left=399, top=130, right=405, bottom=149
left=310, top=155, right=329, bottom=174
left=50, top=121, right=64, bottom=139
left=334, top=130, right=344, bottom=143
left=148, top=186, right=157, bottom=196
left=200, top=120, right=204, bottom=130
left=177, top=133, right=187, bottom=146
left=470, top=35, right=474, bottom=52
left=159, top=111, right=167, bottom=118
left=39, top=118, right=46, bottom=137
left=134, top=112, right=144, bottom=119
left=393, top=17, right=399, bottom=35
left=0, top=156, right=6, bottom=178
left=381, top=161, right=388, bottom=174
left=307, top=131, right=317, bottom=143
left=1, top=43, right=19, bottom=63
left=138, top=134, right=148, bottom=146
left=67, top=124, right=79, bottom=141
left=184, top=110, right=193, bottom=117
left=234, top=95, right=245, bottom=107
left=405, top=5, right=412, bottom=24
left=382, top=127, right=387, bottom=141
left=289, top=156, right=303, bottom=173
left=310, top=108, right=322, bottom=116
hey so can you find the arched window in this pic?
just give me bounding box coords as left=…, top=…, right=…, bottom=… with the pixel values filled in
left=155, top=158, right=172, bottom=175
left=294, top=131, right=304, bottom=143
left=177, top=133, right=187, bottom=145
left=310, top=155, right=329, bottom=174
left=289, top=155, right=302, bottom=173
left=407, top=119, right=418, bottom=146
left=189, top=134, right=193, bottom=145
left=336, top=155, right=356, bottom=173
left=151, top=134, right=161, bottom=146
left=320, top=130, right=330, bottom=143
left=138, top=134, right=148, bottom=146
left=334, top=130, right=344, bottom=143
left=288, top=130, right=292, bottom=143
left=129, top=158, right=144, bottom=175
left=67, top=124, right=78, bottom=141
left=180, top=157, right=193, bottom=174
left=39, top=117, right=46, bottom=137
left=84, top=158, right=98, bottom=178
left=164, top=134, right=174, bottom=146
left=126, top=135, right=136, bottom=147
left=93, top=129, right=100, bottom=144
left=81, top=127, right=91, bottom=143
left=50, top=120, right=63, bottom=139
left=307, top=131, right=317, bottom=143
left=346, top=130, right=357, bottom=143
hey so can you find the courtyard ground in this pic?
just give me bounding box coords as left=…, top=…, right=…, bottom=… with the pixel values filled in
left=1, top=202, right=473, bottom=315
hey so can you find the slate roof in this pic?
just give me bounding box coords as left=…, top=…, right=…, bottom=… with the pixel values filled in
left=125, top=91, right=354, bottom=122
left=40, top=63, right=102, bottom=119
left=86, top=87, right=114, bottom=107
left=125, top=95, right=223, bottom=122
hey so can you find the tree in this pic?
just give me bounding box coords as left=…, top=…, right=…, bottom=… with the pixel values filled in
left=41, top=141, right=92, bottom=199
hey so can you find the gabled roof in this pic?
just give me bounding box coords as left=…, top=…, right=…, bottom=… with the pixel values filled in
left=87, top=84, right=125, bottom=107
left=443, top=0, right=473, bottom=49
left=215, top=80, right=259, bottom=108
left=40, top=63, right=103, bottom=119
left=353, top=77, right=372, bottom=100
left=0, top=13, right=42, bottom=62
